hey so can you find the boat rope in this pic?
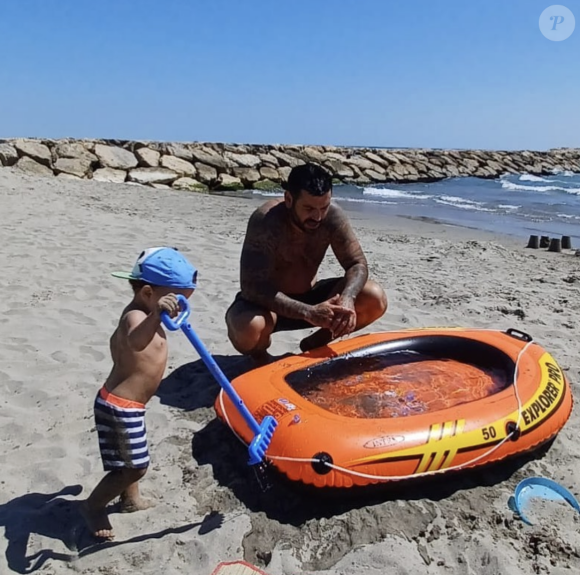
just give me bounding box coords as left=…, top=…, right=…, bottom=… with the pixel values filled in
left=218, top=338, right=534, bottom=482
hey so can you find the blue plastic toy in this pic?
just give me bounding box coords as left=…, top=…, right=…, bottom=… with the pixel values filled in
left=161, top=294, right=277, bottom=465
left=510, top=476, right=580, bottom=525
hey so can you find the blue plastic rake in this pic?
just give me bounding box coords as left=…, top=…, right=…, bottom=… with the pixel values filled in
left=161, top=294, right=277, bottom=465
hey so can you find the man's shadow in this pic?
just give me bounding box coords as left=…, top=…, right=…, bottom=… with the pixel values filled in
left=156, top=353, right=255, bottom=411
left=156, top=352, right=295, bottom=411
left=0, top=486, right=223, bottom=574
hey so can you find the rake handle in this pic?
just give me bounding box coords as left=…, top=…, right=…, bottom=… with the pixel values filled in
left=161, top=295, right=262, bottom=437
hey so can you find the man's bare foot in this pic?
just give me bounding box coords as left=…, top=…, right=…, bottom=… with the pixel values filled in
left=80, top=501, right=114, bottom=540
left=120, top=495, right=155, bottom=513
left=250, top=350, right=274, bottom=367
left=300, top=328, right=334, bottom=352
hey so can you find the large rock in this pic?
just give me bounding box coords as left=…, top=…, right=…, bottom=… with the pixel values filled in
left=486, top=160, right=505, bottom=174
left=302, top=146, right=327, bottom=164
left=128, top=168, right=178, bottom=185
left=391, top=163, right=410, bottom=178
left=14, top=156, right=54, bottom=177
left=325, top=152, right=349, bottom=163
left=172, top=177, right=208, bottom=192
left=259, top=166, right=280, bottom=180
left=463, top=158, right=480, bottom=172
left=224, top=151, right=261, bottom=168
left=54, top=157, right=92, bottom=178
left=346, top=155, right=383, bottom=172
left=258, top=153, right=279, bottom=166
left=0, top=143, right=18, bottom=166
left=278, top=166, right=292, bottom=181
left=474, top=166, right=496, bottom=178
left=221, top=144, right=250, bottom=154
left=195, top=163, right=218, bottom=184
left=190, top=147, right=233, bottom=169
left=215, top=173, right=244, bottom=191
left=54, top=142, right=98, bottom=163
left=135, top=147, right=160, bottom=167
left=165, top=143, right=194, bottom=161
left=14, top=139, right=52, bottom=167
left=271, top=150, right=302, bottom=167
left=378, top=151, right=402, bottom=164
left=94, top=144, right=138, bottom=170
left=325, top=160, right=354, bottom=179
left=365, top=169, right=387, bottom=182
left=160, top=155, right=196, bottom=176
left=233, top=167, right=261, bottom=184
left=365, top=152, right=390, bottom=168
left=92, top=168, right=127, bottom=183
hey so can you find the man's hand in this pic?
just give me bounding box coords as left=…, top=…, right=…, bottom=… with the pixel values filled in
left=155, top=294, right=181, bottom=318
left=307, top=295, right=356, bottom=333
left=330, top=295, right=357, bottom=338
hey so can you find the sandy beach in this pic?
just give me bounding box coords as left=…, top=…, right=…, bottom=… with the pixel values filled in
left=1, top=167, right=579, bottom=575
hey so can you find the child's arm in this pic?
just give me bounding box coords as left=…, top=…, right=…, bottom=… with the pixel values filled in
left=125, top=295, right=180, bottom=351
left=124, top=310, right=163, bottom=351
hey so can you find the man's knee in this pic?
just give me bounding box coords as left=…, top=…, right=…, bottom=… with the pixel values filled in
left=357, top=280, right=388, bottom=321
left=226, top=306, right=274, bottom=354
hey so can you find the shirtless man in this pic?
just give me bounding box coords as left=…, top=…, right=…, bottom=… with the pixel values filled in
left=225, top=162, right=388, bottom=361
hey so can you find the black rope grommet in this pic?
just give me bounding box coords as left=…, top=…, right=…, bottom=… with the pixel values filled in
left=505, top=421, right=521, bottom=441
left=312, top=452, right=333, bottom=475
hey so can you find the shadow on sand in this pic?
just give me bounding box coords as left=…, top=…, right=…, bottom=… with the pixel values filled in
left=191, top=415, right=556, bottom=527
left=155, top=353, right=257, bottom=411
left=0, top=486, right=224, bottom=573
left=155, top=349, right=556, bottom=526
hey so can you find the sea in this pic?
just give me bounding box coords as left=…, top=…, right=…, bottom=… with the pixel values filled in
left=250, top=170, right=580, bottom=244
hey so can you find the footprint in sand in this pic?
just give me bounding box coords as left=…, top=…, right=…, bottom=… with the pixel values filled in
left=0, top=341, right=38, bottom=354
left=59, top=309, right=97, bottom=326
left=51, top=351, right=70, bottom=364
left=79, top=345, right=105, bottom=362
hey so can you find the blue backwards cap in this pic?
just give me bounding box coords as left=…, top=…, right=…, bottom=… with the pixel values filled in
left=112, top=247, right=197, bottom=289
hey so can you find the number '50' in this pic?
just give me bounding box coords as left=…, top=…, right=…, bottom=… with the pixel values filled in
left=482, top=426, right=497, bottom=440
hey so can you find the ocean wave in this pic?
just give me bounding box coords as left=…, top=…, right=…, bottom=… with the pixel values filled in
left=439, top=195, right=485, bottom=206
left=557, top=213, right=580, bottom=220
left=363, top=187, right=432, bottom=200
left=519, top=174, right=550, bottom=182
left=498, top=204, right=520, bottom=210
left=552, top=169, right=577, bottom=177
left=501, top=180, right=580, bottom=194
left=336, top=197, right=397, bottom=205
left=433, top=198, right=495, bottom=212
left=252, top=191, right=283, bottom=197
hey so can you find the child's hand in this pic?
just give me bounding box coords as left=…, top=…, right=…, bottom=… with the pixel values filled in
left=156, top=294, right=181, bottom=318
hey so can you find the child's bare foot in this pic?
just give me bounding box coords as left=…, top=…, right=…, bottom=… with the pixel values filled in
left=81, top=501, right=114, bottom=540
left=120, top=494, right=155, bottom=513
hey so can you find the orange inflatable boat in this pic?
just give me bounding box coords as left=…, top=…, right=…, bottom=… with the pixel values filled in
left=214, top=328, right=573, bottom=488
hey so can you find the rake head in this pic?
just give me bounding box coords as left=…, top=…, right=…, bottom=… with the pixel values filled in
left=248, top=415, right=278, bottom=465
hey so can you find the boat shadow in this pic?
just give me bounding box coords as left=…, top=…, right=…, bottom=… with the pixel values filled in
left=191, top=417, right=556, bottom=526
left=156, top=350, right=557, bottom=525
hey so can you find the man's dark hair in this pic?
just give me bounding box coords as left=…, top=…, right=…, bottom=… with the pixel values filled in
left=284, top=162, right=332, bottom=198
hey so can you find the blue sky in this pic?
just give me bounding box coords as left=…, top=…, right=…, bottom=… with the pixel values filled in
left=1, top=0, right=578, bottom=150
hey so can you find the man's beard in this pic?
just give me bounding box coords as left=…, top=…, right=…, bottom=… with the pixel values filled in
left=290, top=206, right=320, bottom=233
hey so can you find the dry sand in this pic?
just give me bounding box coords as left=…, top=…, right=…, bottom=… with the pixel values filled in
left=1, top=167, right=579, bottom=575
